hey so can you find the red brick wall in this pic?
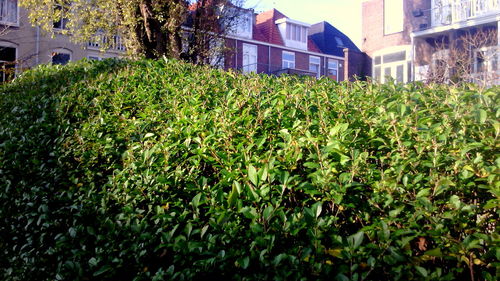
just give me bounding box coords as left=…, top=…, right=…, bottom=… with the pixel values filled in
left=295, top=52, right=309, bottom=71
left=362, top=0, right=430, bottom=57
left=343, top=48, right=370, bottom=81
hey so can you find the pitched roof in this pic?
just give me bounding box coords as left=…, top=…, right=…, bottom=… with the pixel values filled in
left=254, top=9, right=287, bottom=45
left=309, top=21, right=360, bottom=57
left=307, top=39, right=321, bottom=53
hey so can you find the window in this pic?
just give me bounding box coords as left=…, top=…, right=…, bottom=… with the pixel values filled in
left=327, top=59, right=339, bottom=80
left=286, top=23, right=307, bottom=43
left=384, top=0, right=403, bottom=34
left=373, top=46, right=411, bottom=83
left=282, top=51, right=295, bottom=69
left=309, top=56, right=320, bottom=78
left=474, top=46, right=499, bottom=73
left=88, top=56, right=102, bottom=61
left=335, top=37, right=344, bottom=47
left=53, top=3, right=69, bottom=30
left=52, top=49, right=71, bottom=65
left=0, top=0, right=18, bottom=24
left=0, top=45, right=16, bottom=82
left=242, top=43, right=257, bottom=73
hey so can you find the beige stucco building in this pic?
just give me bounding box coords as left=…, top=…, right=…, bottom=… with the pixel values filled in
left=1, top=0, right=124, bottom=82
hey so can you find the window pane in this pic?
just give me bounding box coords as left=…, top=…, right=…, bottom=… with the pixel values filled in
left=328, top=59, right=338, bottom=69
left=302, top=27, right=307, bottom=43
left=286, top=23, right=291, bottom=40
left=52, top=53, right=70, bottom=65
left=396, top=64, right=404, bottom=83
left=384, top=0, right=403, bottom=34
left=283, top=52, right=294, bottom=61
left=0, top=46, right=16, bottom=61
left=374, top=56, right=381, bottom=65
left=310, top=56, right=320, bottom=64
left=384, top=67, right=391, bottom=79
left=1, top=0, right=18, bottom=23
left=374, top=66, right=381, bottom=82
left=383, top=51, right=406, bottom=63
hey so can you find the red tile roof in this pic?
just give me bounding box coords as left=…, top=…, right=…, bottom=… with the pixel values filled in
left=307, top=39, right=322, bottom=53
left=254, top=9, right=287, bottom=45
left=254, top=9, right=323, bottom=55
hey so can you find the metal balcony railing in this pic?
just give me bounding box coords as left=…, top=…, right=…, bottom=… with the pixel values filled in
left=431, top=0, right=499, bottom=27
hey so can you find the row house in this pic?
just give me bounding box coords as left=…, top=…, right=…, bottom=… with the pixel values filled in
left=222, top=8, right=362, bottom=81
left=361, top=0, right=499, bottom=85
left=0, top=0, right=124, bottom=83
left=1, top=1, right=362, bottom=83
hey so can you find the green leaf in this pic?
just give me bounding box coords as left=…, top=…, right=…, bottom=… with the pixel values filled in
left=449, top=195, right=461, bottom=209
left=416, top=188, right=430, bottom=198
left=93, top=265, right=112, bottom=277
left=415, top=266, right=428, bottom=277
left=476, top=109, right=487, bottom=124
left=240, top=207, right=258, bottom=220
left=192, top=193, right=202, bottom=208
left=263, top=205, right=274, bottom=221
left=248, top=165, right=258, bottom=186
left=348, top=231, right=364, bottom=249
left=424, top=248, right=443, bottom=257
left=241, top=256, right=250, bottom=269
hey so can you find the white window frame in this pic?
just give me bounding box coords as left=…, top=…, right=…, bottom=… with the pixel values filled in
left=0, top=42, right=17, bottom=82
left=0, top=0, right=19, bottom=26
left=286, top=23, right=307, bottom=43
left=282, top=51, right=295, bottom=69
left=373, top=45, right=411, bottom=83
left=327, top=59, right=339, bottom=81
left=384, top=0, right=404, bottom=35
left=309, top=56, right=321, bottom=78
left=242, top=43, right=257, bottom=73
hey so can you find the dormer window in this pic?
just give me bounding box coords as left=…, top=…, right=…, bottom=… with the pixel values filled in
left=275, top=18, right=310, bottom=50
left=286, top=23, right=307, bottom=43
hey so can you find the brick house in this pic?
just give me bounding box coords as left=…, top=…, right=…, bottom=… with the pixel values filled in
left=223, top=8, right=361, bottom=81
left=361, top=0, right=499, bottom=84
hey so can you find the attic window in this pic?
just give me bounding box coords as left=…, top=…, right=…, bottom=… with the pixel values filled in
left=286, top=23, right=307, bottom=43
left=335, top=37, right=344, bottom=47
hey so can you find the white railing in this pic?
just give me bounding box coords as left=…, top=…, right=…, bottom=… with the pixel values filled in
left=88, top=34, right=126, bottom=52
left=432, top=0, right=500, bottom=27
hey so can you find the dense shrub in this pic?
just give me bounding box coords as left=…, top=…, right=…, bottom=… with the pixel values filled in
left=0, top=59, right=498, bottom=280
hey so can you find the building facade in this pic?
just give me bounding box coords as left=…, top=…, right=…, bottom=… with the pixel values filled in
left=222, top=8, right=361, bottom=81
left=362, top=0, right=499, bottom=85
left=1, top=2, right=361, bottom=83
left=0, top=0, right=124, bottom=83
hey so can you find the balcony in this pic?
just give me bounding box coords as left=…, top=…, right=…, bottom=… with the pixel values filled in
left=431, top=0, right=500, bottom=27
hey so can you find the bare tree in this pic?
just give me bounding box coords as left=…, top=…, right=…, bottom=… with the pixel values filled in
left=183, top=0, right=247, bottom=67
left=425, top=28, right=499, bottom=87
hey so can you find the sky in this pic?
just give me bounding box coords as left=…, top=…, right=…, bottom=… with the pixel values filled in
left=244, top=0, right=362, bottom=49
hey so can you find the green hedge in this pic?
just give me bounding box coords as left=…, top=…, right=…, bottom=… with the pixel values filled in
left=1, top=59, right=498, bottom=280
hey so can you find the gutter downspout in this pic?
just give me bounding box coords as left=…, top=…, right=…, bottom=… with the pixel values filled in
left=35, top=26, right=40, bottom=65
left=268, top=45, right=271, bottom=73
left=235, top=39, right=238, bottom=70
left=411, top=34, right=415, bottom=82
